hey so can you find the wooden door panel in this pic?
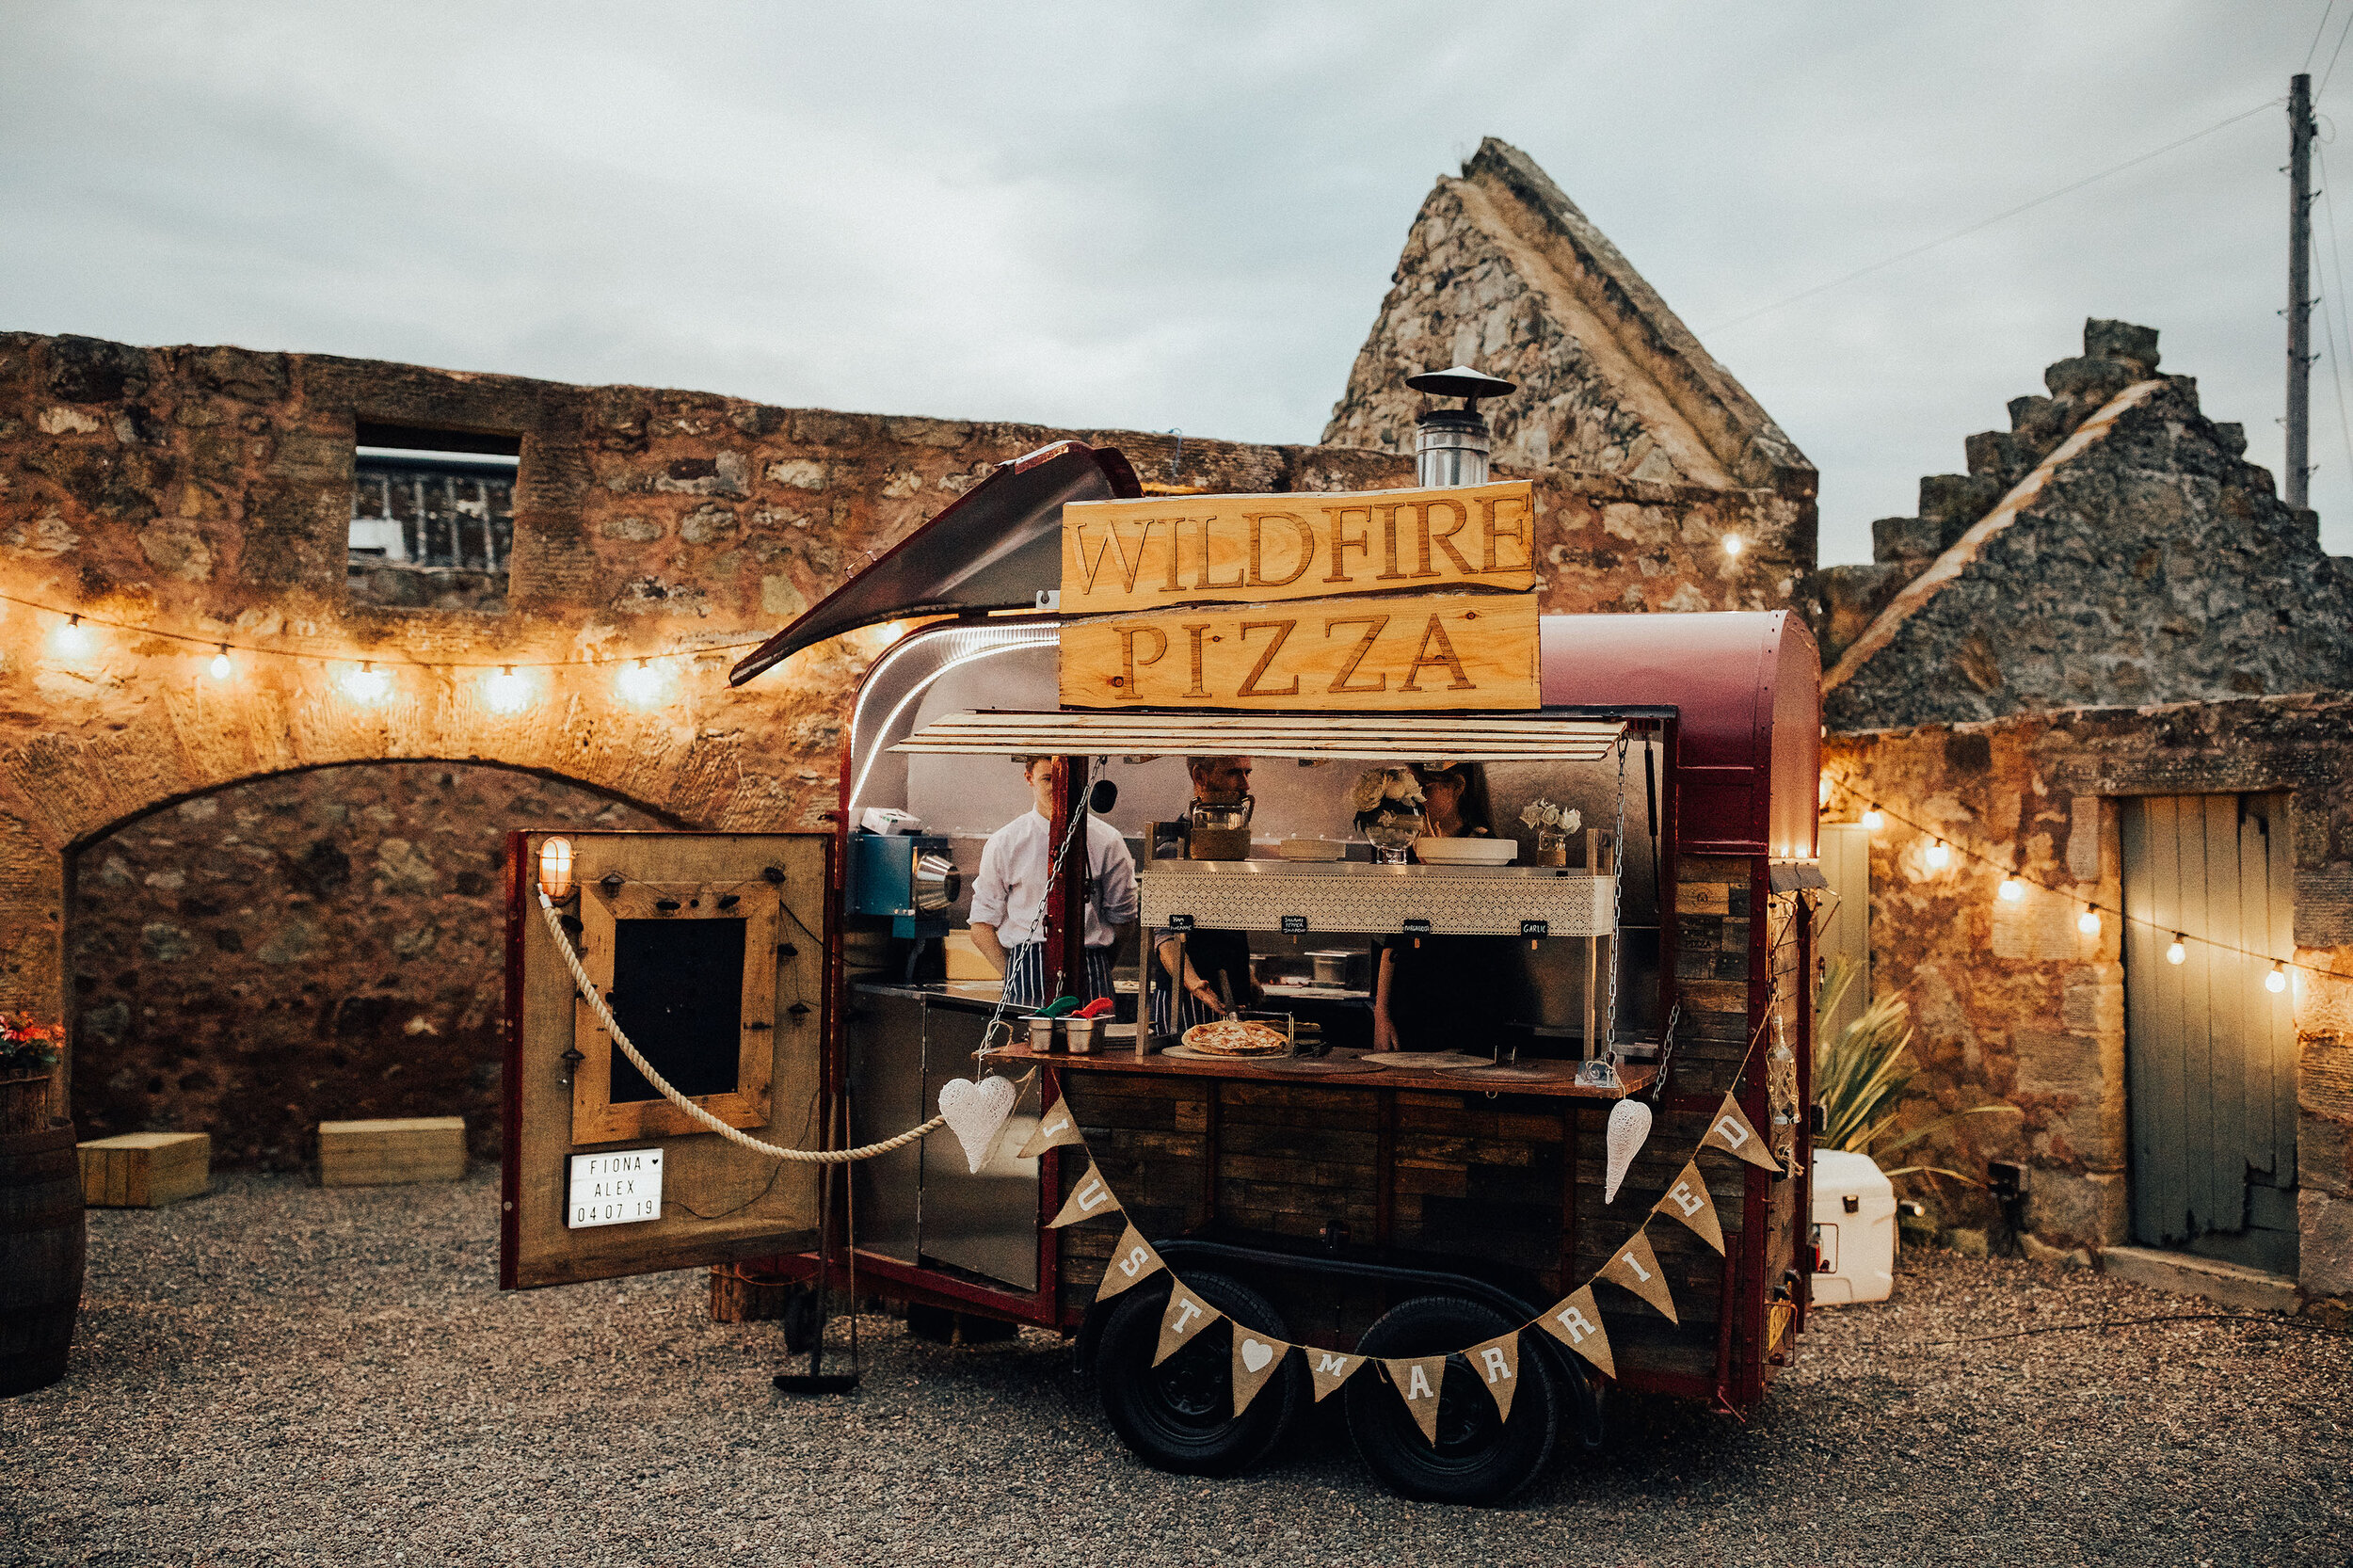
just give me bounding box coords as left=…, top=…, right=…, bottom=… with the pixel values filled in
left=2121, top=794, right=2297, bottom=1267
left=502, top=831, right=830, bottom=1289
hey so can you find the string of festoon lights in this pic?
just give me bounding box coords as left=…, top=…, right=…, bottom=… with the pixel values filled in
left=6, top=590, right=790, bottom=714
left=1822, top=775, right=2345, bottom=989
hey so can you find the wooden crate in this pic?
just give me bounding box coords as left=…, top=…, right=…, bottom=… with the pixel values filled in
left=318, top=1117, right=466, bottom=1187
left=77, top=1131, right=211, bottom=1208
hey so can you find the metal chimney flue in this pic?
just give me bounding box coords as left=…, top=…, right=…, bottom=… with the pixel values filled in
left=1406, top=365, right=1516, bottom=488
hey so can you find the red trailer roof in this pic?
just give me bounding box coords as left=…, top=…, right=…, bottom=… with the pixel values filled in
left=1540, top=611, right=1819, bottom=859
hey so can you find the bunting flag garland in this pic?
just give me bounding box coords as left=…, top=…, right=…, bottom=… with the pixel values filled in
left=1654, top=1158, right=1725, bottom=1254
left=1599, top=1226, right=1679, bottom=1323
left=1535, top=1284, right=1616, bottom=1378
left=1095, top=1224, right=1166, bottom=1303
left=1306, top=1348, right=1362, bottom=1402
left=1383, top=1356, right=1449, bottom=1445
left=1465, top=1332, right=1521, bottom=1422
left=1016, top=1099, right=1086, bottom=1160
left=1153, top=1283, right=1223, bottom=1367
left=1703, top=1093, right=1783, bottom=1173
left=1039, top=1050, right=1779, bottom=1404
left=1230, top=1329, right=1291, bottom=1416
left=1047, top=1161, right=1120, bottom=1228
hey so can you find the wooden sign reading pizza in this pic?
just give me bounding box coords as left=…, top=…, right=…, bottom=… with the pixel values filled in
left=1060, top=480, right=1536, bottom=616
left=1059, top=591, right=1539, bottom=711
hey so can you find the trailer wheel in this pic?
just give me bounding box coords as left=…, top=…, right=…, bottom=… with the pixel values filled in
left=1093, top=1272, right=1304, bottom=1477
left=1344, top=1295, right=1561, bottom=1505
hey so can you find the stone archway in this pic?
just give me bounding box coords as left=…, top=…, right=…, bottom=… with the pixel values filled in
left=66, top=760, right=676, bottom=1168
left=0, top=660, right=833, bottom=1129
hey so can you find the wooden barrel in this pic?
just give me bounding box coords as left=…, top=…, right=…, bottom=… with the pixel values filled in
left=0, top=1121, right=86, bottom=1397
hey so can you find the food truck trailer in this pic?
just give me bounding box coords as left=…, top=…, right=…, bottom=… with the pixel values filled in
left=502, top=378, right=1822, bottom=1505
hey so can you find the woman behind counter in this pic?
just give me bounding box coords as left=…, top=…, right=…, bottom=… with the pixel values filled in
left=1369, top=762, right=1519, bottom=1053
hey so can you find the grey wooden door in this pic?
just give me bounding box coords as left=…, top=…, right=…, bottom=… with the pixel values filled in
left=2119, top=794, right=2297, bottom=1275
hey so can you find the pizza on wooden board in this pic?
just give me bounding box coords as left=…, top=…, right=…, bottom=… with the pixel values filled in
left=1183, top=1018, right=1291, bottom=1057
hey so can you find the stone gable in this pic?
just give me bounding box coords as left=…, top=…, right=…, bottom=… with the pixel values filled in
left=1817, top=322, right=2353, bottom=732
left=1321, top=137, right=1814, bottom=503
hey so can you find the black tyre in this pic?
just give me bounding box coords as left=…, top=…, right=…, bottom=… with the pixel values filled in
left=1093, top=1271, right=1305, bottom=1476
left=1344, top=1294, right=1561, bottom=1506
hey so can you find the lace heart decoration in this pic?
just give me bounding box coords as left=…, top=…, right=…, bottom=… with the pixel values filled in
left=938, top=1075, right=1018, bottom=1176
left=1604, top=1096, right=1654, bottom=1205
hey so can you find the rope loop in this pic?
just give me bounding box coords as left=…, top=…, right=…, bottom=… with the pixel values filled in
left=536, top=891, right=943, bottom=1163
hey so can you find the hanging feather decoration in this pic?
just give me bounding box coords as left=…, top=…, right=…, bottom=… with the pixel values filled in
left=1603, top=1096, right=1653, bottom=1204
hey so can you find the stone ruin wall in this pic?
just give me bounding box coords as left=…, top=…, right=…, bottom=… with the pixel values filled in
left=0, top=330, right=1809, bottom=1158
left=1824, top=696, right=2353, bottom=1308
left=72, top=764, right=665, bottom=1168
left=1810, top=321, right=2353, bottom=728
left=1324, top=139, right=1816, bottom=504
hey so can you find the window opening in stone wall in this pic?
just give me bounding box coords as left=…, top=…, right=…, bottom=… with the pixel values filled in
left=349, top=422, right=520, bottom=611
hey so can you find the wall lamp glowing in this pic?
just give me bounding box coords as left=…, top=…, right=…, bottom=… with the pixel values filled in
left=536, top=836, right=575, bottom=901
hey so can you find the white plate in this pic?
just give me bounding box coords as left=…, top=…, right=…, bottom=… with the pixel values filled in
left=1413, top=837, right=1517, bottom=865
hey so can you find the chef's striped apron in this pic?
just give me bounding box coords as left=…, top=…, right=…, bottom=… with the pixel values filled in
left=1001, top=942, right=1115, bottom=1010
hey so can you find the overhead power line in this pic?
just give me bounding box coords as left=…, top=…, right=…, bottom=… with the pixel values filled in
left=1705, top=99, right=2284, bottom=336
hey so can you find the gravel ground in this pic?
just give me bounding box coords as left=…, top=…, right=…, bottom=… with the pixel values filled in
left=2, top=1172, right=2347, bottom=1568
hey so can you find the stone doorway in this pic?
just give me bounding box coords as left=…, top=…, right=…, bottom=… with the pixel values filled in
left=66, top=761, right=669, bottom=1169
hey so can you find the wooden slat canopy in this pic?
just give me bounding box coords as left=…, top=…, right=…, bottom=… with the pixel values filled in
left=888, top=710, right=1625, bottom=761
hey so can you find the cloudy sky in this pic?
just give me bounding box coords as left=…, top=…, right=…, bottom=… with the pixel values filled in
left=3, top=2, right=2340, bottom=561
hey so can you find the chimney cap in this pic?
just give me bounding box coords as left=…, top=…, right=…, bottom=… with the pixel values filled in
left=1406, top=365, right=1517, bottom=405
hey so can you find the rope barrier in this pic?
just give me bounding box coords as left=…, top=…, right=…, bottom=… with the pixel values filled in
left=536, top=890, right=944, bottom=1163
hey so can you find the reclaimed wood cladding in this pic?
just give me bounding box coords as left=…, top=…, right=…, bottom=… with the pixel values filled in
left=1048, top=851, right=1760, bottom=1382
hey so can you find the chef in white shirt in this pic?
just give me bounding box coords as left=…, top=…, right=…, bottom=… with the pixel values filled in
left=967, top=757, right=1139, bottom=1008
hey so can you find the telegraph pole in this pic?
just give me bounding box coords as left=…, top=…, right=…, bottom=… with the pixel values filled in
left=2290, top=72, right=2315, bottom=509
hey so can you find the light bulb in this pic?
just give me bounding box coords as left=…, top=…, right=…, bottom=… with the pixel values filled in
left=616, top=659, right=664, bottom=708
left=536, top=836, right=575, bottom=901
left=2166, top=936, right=2186, bottom=966
left=483, top=665, right=531, bottom=714
left=1925, top=840, right=1951, bottom=870
left=1997, top=874, right=2023, bottom=903
left=2265, top=962, right=2288, bottom=994
left=1861, top=808, right=1884, bottom=832
left=341, top=662, right=392, bottom=705
left=1721, top=533, right=1745, bottom=558
left=208, top=646, right=232, bottom=680
left=2077, top=907, right=2102, bottom=936
left=50, top=615, right=94, bottom=658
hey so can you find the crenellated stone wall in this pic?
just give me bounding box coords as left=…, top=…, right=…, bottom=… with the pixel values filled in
left=1807, top=321, right=2353, bottom=727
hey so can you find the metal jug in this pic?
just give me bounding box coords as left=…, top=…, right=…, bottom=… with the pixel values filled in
left=1186, top=791, right=1255, bottom=861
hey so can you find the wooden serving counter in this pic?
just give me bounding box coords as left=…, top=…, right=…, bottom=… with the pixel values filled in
left=990, top=1039, right=1654, bottom=1099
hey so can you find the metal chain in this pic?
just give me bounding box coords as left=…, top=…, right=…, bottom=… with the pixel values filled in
left=1605, top=733, right=1628, bottom=1054
left=975, top=756, right=1096, bottom=1061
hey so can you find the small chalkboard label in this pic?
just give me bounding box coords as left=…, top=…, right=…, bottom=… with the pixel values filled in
left=1520, top=920, right=1550, bottom=938
left=1167, top=914, right=1195, bottom=931
left=1280, top=915, right=1308, bottom=934
left=1401, top=918, right=1433, bottom=936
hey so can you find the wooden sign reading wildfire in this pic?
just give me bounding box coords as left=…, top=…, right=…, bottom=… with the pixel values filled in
left=1058, top=478, right=1542, bottom=712
left=1059, top=480, right=1537, bottom=616
left=1060, top=592, right=1538, bottom=711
